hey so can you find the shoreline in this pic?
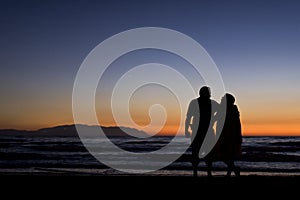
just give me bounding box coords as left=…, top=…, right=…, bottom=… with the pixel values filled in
left=0, top=167, right=299, bottom=177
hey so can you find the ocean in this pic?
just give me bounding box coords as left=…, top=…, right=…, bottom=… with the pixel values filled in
left=0, top=135, right=299, bottom=176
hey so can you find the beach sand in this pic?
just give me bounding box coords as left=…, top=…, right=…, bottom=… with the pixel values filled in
left=1, top=168, right=298, bottom=198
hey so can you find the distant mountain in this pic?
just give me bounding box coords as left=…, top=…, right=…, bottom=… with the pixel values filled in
left=0, top=124, right=149, bottom=138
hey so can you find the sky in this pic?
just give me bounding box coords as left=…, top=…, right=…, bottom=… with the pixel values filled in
left=1, top=0, right=300, bottom=136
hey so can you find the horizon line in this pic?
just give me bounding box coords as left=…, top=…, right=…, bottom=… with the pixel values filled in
left=0, top=123, right=300, bottom=137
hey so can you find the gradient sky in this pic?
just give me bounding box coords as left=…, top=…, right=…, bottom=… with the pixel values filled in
left=1, top=0, right=300, bottom=136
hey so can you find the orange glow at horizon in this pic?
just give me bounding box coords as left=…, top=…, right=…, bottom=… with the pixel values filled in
left=1, top=119, right=300, bottom=137
left=93, top=122, right=300, bottom=136
left=1, top=110, right=300, bottom=136
left=143, top=123, right=300, bottom=136
left=1, top=90, right=300, bottom=137
left=241, top=123, right=300, bottom=136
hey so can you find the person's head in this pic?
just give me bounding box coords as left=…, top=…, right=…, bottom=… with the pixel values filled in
left=199, top=86, right=211, bottom=98
left=222, top=93, right=235, bottom=105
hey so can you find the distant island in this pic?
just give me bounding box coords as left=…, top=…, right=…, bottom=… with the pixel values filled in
left=0, top=124, right=149, bottom=138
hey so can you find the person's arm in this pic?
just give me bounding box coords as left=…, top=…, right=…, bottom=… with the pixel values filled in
left=211, top=100, right=220, bottom=125
left=185, top=101, right=193, bottom=138
left=234, top=105, right=243, bottom=144
left=185, top=115, right=191, bottom=138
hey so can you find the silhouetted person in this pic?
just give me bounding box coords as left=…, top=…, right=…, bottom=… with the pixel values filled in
left=215, top=93, right=242, bottom=177
left=185, top=86, right=219, bottom=177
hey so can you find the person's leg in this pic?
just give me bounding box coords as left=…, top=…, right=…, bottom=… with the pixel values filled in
left=192, top=149, right=199, bottom=177
left=191, top=145, right=201, bottom=177
left=224, top=160, right=234, bottom=177
left=193, top=163, right=198, bottom=177
left=205, top=159, right=213, bottom=177
left=233, top=161, right=240, bottom=177
left=192, top=157, right=199, bottom=177
left=225, top=159, right=240, bottom=177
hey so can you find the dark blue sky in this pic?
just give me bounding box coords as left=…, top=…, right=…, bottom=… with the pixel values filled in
left=1, top=0, right=300, bottom=134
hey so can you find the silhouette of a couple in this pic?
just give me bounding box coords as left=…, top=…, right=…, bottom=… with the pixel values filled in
left=185, top=86, right=242, bottom=177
